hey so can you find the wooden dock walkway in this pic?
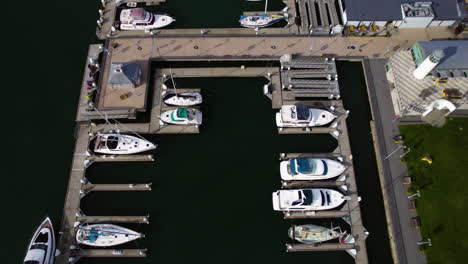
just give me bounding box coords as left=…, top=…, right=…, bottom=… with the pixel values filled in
left=76, top=215, right=150, bottom=224
left=75, top=248, right=147, bottom=258
left=286, top=243, right=355, bottom=252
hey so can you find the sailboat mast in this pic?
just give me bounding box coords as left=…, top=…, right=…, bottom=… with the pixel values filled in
left=169, top=68, right=178, bottom=96
left=264, top=0, right=268, bottom=14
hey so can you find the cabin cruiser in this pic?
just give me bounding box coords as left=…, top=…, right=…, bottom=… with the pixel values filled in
left=239, top=14, right=285, bottom=28
left=94, top=133, right=156, bottom=155
left=276, top=105, right=336, bottom=128
left=160, top=108, right=202, bottom=125
left=119, top=8, right=174, bottom=30
left=76, top=224, right=143, bottom=247
left=163, top=92, right=202, bottom=106
left=280, top=158, right=346, bottom=181
left=289, top=224, right=342, bottom=244
left=272, top=188, right=345, bottom=211
left=24, top=217, right=55, bottom=264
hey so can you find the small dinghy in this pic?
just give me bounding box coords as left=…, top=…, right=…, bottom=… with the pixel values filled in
left=272, top=188, right=345, bottom=211
left=289, top=224, right=342, bottom=244
left=239, top=14, right=285, bottom=28
left=340, top=234, right=357, bottom=258
left=94, top=133, right=156, bottom=155
left=119, top=8, right=174, bottom=30
left=163, top=92, right=202, bottom=106
left=76, top=224, right=143, bottom=247
left=160, top=108, right=202, bottom=125
left=280, top=158, right=346, bottom=181
left=24, top=217, right=55, bottom=264
left=276, top=105, right=336, bottom=128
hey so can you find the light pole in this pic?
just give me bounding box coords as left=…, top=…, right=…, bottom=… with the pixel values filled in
left=400, top=146, right=411, bottom=158
left=417, top=238, right=432, bottom=246
left=408, top=190, right=420, bottom=200
left=384, top=145, right=404, bottom=160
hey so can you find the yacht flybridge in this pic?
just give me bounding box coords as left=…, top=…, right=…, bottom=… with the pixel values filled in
left=119, top=8, right=174, bottom=30
left=76, top=224, right=143, bottom=247
left=160, top=108, right=202, bottom=125
left=280, top=158, right=346, bottom=181
left=272, top=188, right=345, bottom=211
left=276, top=105, right=336, bottom=128
left=289, top=224, right=342, bottom=244
left=23, top=217, right=55, bottom=264
left=94, top=133, right=156, bottom=155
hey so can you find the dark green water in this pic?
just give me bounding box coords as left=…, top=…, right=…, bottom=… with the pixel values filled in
left=5, top=1, right=391, bottom=263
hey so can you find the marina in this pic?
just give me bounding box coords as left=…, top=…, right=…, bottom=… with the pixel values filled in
left=17, top=0, right=466, bottom=264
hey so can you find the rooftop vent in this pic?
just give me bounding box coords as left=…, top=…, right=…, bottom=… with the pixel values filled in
left=402, top=2, right=434, bottom=18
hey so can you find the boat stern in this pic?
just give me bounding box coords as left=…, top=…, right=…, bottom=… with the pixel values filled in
left=280, top=161, right=293, bottom=180
left=272, top=191, right=281, bottom=211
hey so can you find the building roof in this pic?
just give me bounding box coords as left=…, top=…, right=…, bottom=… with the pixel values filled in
left=344, top=0, right=462, bottom=21
left=108, top=62, right=141, bottom=87
left=417, top=40, right=468, bottom=71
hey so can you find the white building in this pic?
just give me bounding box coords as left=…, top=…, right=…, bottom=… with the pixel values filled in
left=337, top=0, right=466, bottom=28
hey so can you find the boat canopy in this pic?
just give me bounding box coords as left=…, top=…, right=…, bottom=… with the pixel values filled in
left=296, top=105, right=311, bottom=120
left=130, top=8, right=146, bottom=20
left=291, top=159, right=328, bottom=175
left=291, top=190, right=313, bottom=206
left=177, top=108, right=189, bottom=118
left=106, top=136, right=119, bottom=150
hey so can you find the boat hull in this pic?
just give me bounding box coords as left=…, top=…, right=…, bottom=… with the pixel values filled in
left=24, top=217, right=55, bottom=264
left=239, top=15, right=284, bottom=28
left=160, top=108, right=202, bottom=125
left=276, top=106, right=336, bottom=128
left=272, top=188, right=345, bottom=211
left=76, top=224, right=142, bottom=247
left=280, top=159, right=346, bottom=181
left=288, top=225, right=341, bottom=244
left=163, top=92, right=203, bottom=106
left=120, top=14, right=174, bottom=30
left=94, top=133, right=156, bottom=155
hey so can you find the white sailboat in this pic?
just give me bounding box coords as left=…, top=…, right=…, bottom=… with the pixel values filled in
left=160, top=108, right=202, bottom=125
left=76, top=224, right=143, bottom=247
left=93, top=133, right=156, bottom=155
left=240, top=0, right=286, bottom=28
left=272, top=188, right=345, bottom=211
left=119, top=8, right=174, bottom=30
left=163, top=69, right=202, bottom=106
left=23, top=217, right=55, bottom=264
left=280, top=158, right=346, bottom=181
left=276, top=105, right=336, bottom=128
left=289, top=224, right=342, bottom=244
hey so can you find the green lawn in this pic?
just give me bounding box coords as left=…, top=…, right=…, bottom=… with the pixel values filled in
left=399, top=117, right=468, bottom=264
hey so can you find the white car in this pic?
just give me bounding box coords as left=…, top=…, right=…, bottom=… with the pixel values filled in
left=272, top=188, right=345, bottom=211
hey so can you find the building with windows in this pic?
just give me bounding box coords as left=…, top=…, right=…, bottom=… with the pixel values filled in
left=337, top=0, right=466, bottom=28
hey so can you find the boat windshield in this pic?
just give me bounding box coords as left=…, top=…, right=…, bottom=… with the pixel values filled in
left=291, top=159, right=317, bottom=174
left=291, top=190, right=313, bottom=206
left=106, top=136, right=119, bottom=150
left=176, top=108, right=189, bottom=118
left=296, top=105, right=311, bottom=120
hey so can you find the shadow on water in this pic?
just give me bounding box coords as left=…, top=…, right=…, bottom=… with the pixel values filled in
left=82, top=77, right=351, bottom=264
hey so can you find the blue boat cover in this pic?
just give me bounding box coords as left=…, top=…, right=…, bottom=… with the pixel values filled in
left=296, top=105, right=310, bottom=120
left=291, top=158, right=316, bottom=174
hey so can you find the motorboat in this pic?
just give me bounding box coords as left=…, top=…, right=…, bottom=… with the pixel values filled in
left=280, top=158, right=346, bottom=181
left=289, top=224, right=342, bottom=244
left=119, top=8, right=174, bottom=30
left=163, top=92, right=202, bottom=106
left=160, top=108, right=202, bottom=125
left=23, top=217, right=55, bottom=264
left=239, top=14, right=285, bottom=28
left=340, top=234, right=357, bottom=258
left=272, top=188, right=345, bottom=211
left=276, top=105, right=336, bottom=128
left=76, top=224, right=143, bottom=247
left=94, top=133, right=156, bottom=155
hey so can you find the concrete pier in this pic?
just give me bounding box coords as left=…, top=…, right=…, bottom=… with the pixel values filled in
left=76, top=215, right=150, bottom=224
left=286, top=243, right=355, bottom=252
left=75, top=248, right=147, bottom=258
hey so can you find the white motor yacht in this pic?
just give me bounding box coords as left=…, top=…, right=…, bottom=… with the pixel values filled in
left=280, top=158, right=346, bottom=181
left=160, top=108, right=202, bottom=125
left=276, top=105, right=336, bottom=128
left=94, top=133, right=156, bottom=155
left=272, top=188, right=345, bottom=211
left=119, top=8, right=174, bottom=30
left=23, top=217, right=55, bottom=264
left=76, top=224, right=143, bottom=247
